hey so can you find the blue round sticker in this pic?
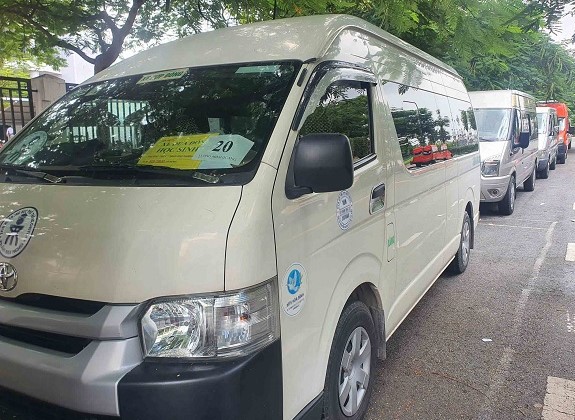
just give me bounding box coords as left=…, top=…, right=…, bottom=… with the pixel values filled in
left=287, top=269, right=302, bottom=295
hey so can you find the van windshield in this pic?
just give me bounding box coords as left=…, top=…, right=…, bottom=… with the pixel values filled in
left=474, top=109, right=512, bottom=142
left=559, top=117, right=566, bottom=131
left=0, top=62, right=299, bottom=185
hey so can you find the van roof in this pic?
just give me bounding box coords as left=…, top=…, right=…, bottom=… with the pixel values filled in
left=468, top=90, right=536, bottom=109
left=87, top=14, right=458, bottom=84
left=537, top=101, right=568, bottom=117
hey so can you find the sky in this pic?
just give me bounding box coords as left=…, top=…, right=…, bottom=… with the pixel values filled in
left=553, top=5, right=575, bottom=44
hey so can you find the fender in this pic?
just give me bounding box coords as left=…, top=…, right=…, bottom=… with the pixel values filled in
left=316, top=252, right=384, bottom=384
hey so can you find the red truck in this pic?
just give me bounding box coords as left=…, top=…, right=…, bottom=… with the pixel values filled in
left=537, top=101, right=573, bottom=163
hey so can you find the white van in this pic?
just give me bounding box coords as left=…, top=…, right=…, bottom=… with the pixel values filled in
left=0, top=15, right=479, bottom=420
left=535, top=106, right=559, bottom=178
left=469, top=90, right=539, bottom=215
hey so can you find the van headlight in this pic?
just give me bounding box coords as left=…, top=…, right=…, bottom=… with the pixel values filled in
left=481, top=158, right=500, bottom=177
left=140, top=279, right=279, bottom=359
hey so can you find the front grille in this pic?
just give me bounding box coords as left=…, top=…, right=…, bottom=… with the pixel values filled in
left=0, top=294, right=106, bottom=315
left=0, top=324, right=91, bottom=355
left=0, top=385, right=116, bottom=420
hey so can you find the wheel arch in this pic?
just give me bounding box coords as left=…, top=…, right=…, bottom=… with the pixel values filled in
left=317, top=253, right=387, bottom=384
left=464, top=201, right=475, bottom=249
left=344, top=282, right=386, bottom=360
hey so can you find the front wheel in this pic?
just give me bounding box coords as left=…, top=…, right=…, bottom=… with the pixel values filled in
left=323, top=301, right=377, bottom=420
left=524, top=165, right=536, bottom=192
left=550, top=153, right=557, bottom=170
left=538, top=159, right=550, bottom=179
left=499, top=175, right=516, bottom=216
left=448, top=211, right=471, bottom=274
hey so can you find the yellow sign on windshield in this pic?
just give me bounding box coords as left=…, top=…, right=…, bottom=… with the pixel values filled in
left=137, top=134, right=215, bottom=169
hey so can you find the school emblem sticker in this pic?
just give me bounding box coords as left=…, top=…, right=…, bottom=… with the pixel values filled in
left=0, top=207, right=38, bottom=258
left=336, top=190, right=353, bottom=230
left=281, top=263, right=307, bottom=316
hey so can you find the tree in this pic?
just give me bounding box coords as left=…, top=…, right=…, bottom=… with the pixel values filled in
left=0, top=0, right=340, bottom=75
left=0, top=0, right=185, bottom=74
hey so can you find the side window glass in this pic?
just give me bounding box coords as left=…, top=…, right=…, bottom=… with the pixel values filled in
left=382, top=81, right=451, bottom=169
left=512, top=110, right=521, bottom=143
left=300, top=80, right=373, bottom=163
left=528, top=112, right=537, bottom=140
left=447, top=98, right=479, bottom=157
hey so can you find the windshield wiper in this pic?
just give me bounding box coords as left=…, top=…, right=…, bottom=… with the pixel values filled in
left=0, top=164, right=66, bottom=184
left=78, top=164, right=221, bottom=184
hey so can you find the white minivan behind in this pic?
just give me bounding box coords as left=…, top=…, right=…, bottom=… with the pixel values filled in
left=0, top=15, right=479, bottom=420
left=469, top=90, right=538, bottom=215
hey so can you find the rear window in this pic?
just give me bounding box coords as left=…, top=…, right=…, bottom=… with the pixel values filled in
left=0, top=62, right=300, bottom=186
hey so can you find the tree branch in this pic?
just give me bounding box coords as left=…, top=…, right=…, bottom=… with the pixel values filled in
left=88, top=23, right=111, bottom=50
left=98, top=10, right=120, bottom=36
left=21, top=14, right=96, bottom=63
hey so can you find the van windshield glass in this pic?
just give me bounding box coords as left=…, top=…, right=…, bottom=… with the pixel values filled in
left=0, top=62, right=299, bottom=185
left=559, top=117, right=566, bottom=131
left=474, top=109, right=512, bottom=142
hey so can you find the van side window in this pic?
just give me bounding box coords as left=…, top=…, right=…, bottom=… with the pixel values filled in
left=300, top=81, right=373, bottom=163
left=382, top=81, right=453, bottom=169
left=446, top=98, right=479, bottom=156
left=527, top=112, right=538, bottom=140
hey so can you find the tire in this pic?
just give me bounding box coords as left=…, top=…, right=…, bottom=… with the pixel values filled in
left=524, top=165, right=536, bottom=192
left=550, top=153, right=557, bottom=170
left=558, top=150, right=567, bottom=164
left=499, top=175, right=516, bottom=216
left=569, top=140, right=572, bottom=150
left=323, top=301, right=377, bottom=420
left=447, top=211, right=471, bottom=274
left=538, top=159, right=550, bottom=179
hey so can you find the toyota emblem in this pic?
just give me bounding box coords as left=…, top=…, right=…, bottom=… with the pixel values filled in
left=0, top=262, right=17, bottom=291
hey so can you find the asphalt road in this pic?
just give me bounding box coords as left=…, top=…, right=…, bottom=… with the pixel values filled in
left=366, top=148, right=575, bottom=420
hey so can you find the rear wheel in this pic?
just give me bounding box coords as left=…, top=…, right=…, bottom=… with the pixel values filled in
left=323, top=301, right=376, bottom=420
left=524, top=165, right=536, bottom=192
left=499, top=175, right=516, bottom=216
left=558, top=150, right=567, bottom=164
left=447, top=211, right=471, bottom=274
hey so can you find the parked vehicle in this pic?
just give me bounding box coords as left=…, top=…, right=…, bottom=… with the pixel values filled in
left=535, top=106, right=560, bottom=178
left=469, top=90, right=539, bottom=215
left=0, top=15, right=480, bottom=420
left=537, top=101, right=573, bottom=163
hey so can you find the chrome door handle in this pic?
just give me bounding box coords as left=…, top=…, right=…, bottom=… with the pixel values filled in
left=370, top=183, right=385, bottom=214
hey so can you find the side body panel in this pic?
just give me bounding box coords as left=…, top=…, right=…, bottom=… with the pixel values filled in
left=270, top=28, right=478, bottom=418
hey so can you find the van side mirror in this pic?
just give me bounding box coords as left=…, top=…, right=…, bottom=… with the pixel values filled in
left=285, top=133, right=354, bottom=199
left=569, top=126, right=575, bottom=135
left=514, top=131, right=530, bottom=149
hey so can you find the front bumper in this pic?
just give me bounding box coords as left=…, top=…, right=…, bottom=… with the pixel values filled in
left=0, top=298, right=282, bottom=420
left=118, top=340, right=282, bottom=420
left=480, top=173, right=512, bottom=202
left=0, top=340, right=282, bottom=420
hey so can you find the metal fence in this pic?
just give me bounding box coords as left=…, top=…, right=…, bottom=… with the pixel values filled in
left=0, top=77, right=35, bottom=142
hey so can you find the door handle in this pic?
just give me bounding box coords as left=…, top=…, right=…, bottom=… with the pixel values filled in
left=370, top=183, right=385, bottom=214
left=372, top=184, right=385, bottom=199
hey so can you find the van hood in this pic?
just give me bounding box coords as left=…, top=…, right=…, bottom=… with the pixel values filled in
left=0, top=184, right=241, bottom=303
left=479, top=141, right=506, bottom=162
